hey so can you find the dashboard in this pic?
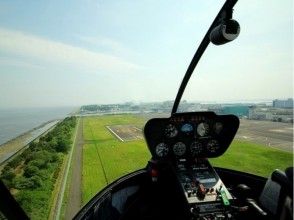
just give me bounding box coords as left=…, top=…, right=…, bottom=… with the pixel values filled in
left=144, top=112, right=239, bottom=161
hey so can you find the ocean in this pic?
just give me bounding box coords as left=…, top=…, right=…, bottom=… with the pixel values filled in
left=0, top=106, right=76, bottom=145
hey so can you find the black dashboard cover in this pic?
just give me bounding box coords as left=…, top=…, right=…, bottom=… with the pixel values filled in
left=144, top=112, right=239, bottom=160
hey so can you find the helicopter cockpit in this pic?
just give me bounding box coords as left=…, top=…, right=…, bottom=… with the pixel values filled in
left=72, top=0, right=293, bottom=219
left=0, top=0, right=292, bottom=220
left=73, top=112, right=292, bottom=220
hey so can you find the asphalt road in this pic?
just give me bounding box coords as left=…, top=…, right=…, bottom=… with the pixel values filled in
left=64, top=118, right=84, bottom=219
left=236, top=119, right=293, bottom=152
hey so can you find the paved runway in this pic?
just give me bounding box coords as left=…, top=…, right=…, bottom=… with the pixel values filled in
left=236, top=119, right=293, bottom=152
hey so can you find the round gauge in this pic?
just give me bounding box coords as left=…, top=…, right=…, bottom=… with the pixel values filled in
left=155, top=143, right=169, bottom=157
left=190, top=141, right=203, bottom=156
left=207, top=140, right=220, bottom=153
left=214, top=122, right=223, bottom=135
left=197, top=122, right=209, bottom=137
left=173, top=142, right=186, bottom=156
left=181, top=123, right=193, bottom=134
left=164, top=124, right=178, bottom=138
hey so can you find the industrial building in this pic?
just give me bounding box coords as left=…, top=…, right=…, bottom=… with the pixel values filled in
left=273, top=98, right=293, bottom=108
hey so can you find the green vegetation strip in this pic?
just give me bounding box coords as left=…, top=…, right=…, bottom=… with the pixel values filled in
left=82, top=114, right=293, bottom=205
left=0, top=117, right=76, bottom=220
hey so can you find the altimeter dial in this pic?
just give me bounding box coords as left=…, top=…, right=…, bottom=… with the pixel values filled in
left=173, top=142, right=186, bottom=156
left=155, top=143, right=169, bottom=157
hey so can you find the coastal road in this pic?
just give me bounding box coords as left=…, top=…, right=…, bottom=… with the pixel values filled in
left=64, top=118, right=84, bottom=219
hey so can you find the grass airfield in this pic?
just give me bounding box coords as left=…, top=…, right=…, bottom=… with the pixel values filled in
left=82, top=115, right=150, bottom=204
left=82, top=114, right=293, bottom=204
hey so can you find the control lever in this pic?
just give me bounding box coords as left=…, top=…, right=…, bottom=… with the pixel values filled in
left=246, top=198, right=267, bottom=216
left=235, top=184, right=267, bottom=217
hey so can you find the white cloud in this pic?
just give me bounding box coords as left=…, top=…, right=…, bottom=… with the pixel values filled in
left=79, top=35, right=130, bottom=54
left=0, top=57, right=44, bottom=70
left=0, top=28, right=140, bottom=73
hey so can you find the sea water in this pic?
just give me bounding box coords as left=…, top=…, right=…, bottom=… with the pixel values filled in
left=0, top=106, right=75, bottom=145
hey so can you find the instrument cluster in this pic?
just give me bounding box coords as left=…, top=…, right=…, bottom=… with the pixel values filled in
left=144, top=112, right=239, bottom=160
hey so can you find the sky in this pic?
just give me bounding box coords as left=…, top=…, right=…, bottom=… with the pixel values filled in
left=0, top=0, right=293, bottom=108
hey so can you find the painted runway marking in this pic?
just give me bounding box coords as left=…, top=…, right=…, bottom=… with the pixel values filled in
left=106, top=125, right=143, bottom=142
left=106, top=126, right=124, bottom=142
left=269, top=129, right=287, bottom=133
left=133, top=127, right=142, bottom=131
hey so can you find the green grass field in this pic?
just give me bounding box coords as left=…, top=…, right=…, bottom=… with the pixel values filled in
left=82, top=115, right=150, bottom=204
left=210, top=140, right=293, bottom=177
left=82, top=114, right=293, bottom=204
left=82, top=143, right=108, bottom=203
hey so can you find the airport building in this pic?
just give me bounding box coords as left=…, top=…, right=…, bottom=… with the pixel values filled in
left=249, top=105, right=293, bottom=123
left=273, top=98, right=293, bottom=109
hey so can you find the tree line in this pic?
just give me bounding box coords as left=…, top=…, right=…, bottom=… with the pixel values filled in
left=0, top=116, right=76, bottom=219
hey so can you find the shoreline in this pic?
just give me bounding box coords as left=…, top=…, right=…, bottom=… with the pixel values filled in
left=0, top=120, right=60, bottom=165
left=0, top=119, right=57, bottom=146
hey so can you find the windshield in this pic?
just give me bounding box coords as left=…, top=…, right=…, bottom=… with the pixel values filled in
left=0, top=1, right=293, bottom=219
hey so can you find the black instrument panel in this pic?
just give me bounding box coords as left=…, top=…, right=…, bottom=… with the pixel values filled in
left=144, top=112, right=239, bottom=160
